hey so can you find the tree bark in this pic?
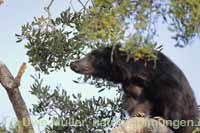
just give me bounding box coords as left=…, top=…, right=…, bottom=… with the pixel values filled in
left=0, top=62, right=34, bottom=133
left=0, top=0, right=4, bottom=5
left=111, top=117, right=173, bottom=133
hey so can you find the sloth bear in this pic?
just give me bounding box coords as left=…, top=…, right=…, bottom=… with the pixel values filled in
left=70, top=46, right=199, bottom=133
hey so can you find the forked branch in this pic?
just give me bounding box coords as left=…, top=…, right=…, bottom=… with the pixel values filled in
left=0, top=62, right=34, bottom=133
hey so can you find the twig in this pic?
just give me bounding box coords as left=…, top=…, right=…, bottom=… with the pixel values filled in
left=85, top=0, right=90, bottom=7
left=70, top=0, right=76, bottom=12
left=70, top=0, right=90, bottom=12
left=15, top=63, right=27, bottom=84
left=44, top=0, right=55, bottom=30
left=45, top=0, right=54, bottom=19
left=47, top=0, right=54, bottom=10
left=91, top=0, right=95, bottom=6
left=78, top=0, right=86, bottom=10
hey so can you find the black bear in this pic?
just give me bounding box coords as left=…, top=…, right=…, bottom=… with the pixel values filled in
left=70, top=46, right=199, bottom=133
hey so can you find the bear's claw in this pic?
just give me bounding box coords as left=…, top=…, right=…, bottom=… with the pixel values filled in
left=153, top=116, right=166, bottom=124
left=134, top=112, right=146, bottom=117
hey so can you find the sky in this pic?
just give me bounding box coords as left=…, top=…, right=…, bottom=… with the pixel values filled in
left=0, top=0, right=200, bottom=130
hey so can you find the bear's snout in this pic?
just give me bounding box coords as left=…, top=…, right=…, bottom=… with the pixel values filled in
left=70, top=62, right=80, bottom=73
left=70, top=59, right=95, bottom=75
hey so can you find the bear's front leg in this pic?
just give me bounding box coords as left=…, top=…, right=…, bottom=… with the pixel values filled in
left=122, top=94, right=152, bottom=117
left=123, top=84, right=152, bottom=117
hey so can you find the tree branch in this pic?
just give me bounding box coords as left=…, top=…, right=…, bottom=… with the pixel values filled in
left=0, top=62, right=34, bottom=133
left=0, top=0, right=4, bottom=6
left=15, top=63, right=27, bottom=85
left=44, top=0, right=55, bottom=30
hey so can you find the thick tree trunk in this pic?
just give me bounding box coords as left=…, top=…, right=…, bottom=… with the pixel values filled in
left=111, top=117, right=173, bottom=133
left=0, top=62, right=34, bottom=133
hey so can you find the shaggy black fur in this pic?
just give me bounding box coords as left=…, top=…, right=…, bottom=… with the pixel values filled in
left=70, top=47, right=199, bottom=133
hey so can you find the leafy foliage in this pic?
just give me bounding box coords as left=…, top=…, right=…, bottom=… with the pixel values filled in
left=168, top=0, right=200, bottom=47
left=30, top=75, right=126, bottom=132
left=16, top=9, right=85, bottom=74
left=0, top=122, right=18, bottom=133
left=16, top=0, right=200, bottom=73
left=0, top=125, right=9, bottom=133
left=73, top=75, right=119, bottom=92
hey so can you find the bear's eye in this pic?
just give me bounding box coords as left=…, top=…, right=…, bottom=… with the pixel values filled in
left=88, top=55, right=96, bottom=63
left=97, top=58, right=104, bottom=64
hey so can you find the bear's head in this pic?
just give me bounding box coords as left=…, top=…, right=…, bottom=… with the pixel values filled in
left=70, top=47, right=120, bottom=81
left=70, top=46, right=155, bottom=84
